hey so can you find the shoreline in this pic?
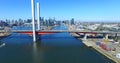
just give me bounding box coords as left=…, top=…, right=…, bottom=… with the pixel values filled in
left=82, top=39, right=120, bottom=63
left=0, top=27, right=11, bottom=38
left=0, top=32, right=11, bottom=38
left=46, top=26, right=55, bottom=30
left=70, top=32, right=120, bottom=63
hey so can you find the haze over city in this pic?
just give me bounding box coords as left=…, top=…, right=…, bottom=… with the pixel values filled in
left=0, top=0, right=120, bottom=21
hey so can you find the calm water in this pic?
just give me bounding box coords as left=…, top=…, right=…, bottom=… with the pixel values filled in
left=0, top=25, right=115, bottom=63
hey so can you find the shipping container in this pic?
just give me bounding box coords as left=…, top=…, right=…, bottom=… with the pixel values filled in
left=96, top=42, right=101, bottom=46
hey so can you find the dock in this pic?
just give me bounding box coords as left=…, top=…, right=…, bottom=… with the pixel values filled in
left=81, top=39, right=120, bottom=63
left=70, top=32, right=120, bottom=63
left=81, top=39, right=93, bottom=47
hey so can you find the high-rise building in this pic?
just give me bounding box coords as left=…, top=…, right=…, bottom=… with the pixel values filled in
left=71, top=18, right=75, bottom=25
left=45, top=19, right=49, bottom=26
left=27, top=19, right=32, bottom=23
left=40, top=17, right=44, bottom=26
left=48, top=18, right=52, bottom=26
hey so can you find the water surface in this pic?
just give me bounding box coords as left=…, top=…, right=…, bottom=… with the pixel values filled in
left=0, top=25, right=115, bottom=63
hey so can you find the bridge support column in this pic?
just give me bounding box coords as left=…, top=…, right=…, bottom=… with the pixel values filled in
left=91, top=33, right=95, bottom=41
left=31, top=0, right=36, bottom=42
left=103, top=34, right=109, bottom=41
left=83, top=34, right=87, bottom=40
left=115, top=33, right=118, bottom=42
left=105, top=34, right=109, bottom=40
left=37, top=2, right=40, bottom=30
left=103, top=33, right=106, bottom=39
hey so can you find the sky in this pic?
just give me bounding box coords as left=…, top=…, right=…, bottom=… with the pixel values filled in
left=0, top=0, right=120, bottom=21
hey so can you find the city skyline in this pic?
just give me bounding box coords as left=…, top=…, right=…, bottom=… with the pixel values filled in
left=0, top=0, right=120, bottom=21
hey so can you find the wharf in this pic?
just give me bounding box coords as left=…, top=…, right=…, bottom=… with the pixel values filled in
left=81, top=39, right=92, bottom=47
left=81, top=39, right=120, bottom=63
left=70, top=32, right=120, bottom=63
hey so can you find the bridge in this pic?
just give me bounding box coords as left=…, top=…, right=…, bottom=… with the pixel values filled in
left=10, top=30, right=120, bottom=34
left=0, top=0, right=119, bottom=42
left=1, top=29, right=119, bottom=42
left=1, top=29, right=120, bottom=35
left=0, top=28, right=120, bottom=42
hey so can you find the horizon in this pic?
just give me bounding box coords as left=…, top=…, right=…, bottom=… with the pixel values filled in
left=1, top=18, right=120, bottom=23
left=0, top=0, right=120, bottom=22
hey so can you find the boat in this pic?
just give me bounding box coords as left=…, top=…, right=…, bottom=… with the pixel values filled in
left=0, top=43, right=5, bottom=47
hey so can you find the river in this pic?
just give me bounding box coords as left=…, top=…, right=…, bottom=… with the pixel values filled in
left=0, top=25, right=115, bottom=63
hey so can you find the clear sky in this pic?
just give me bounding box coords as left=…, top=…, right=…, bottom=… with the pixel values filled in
left=0, top=0, right=120, bottom=21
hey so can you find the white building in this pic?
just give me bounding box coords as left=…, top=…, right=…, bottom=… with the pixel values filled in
left=87, top=24, right=100, bottom=30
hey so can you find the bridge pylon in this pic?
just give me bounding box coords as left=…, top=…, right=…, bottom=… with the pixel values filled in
left=115, top=33, right=118, bottom=42
left=83, top=34, right=87, bottom=40
left=37, top=2, right=40, bottom=30
left=103, top=34, right=109, bottom=42
left=31, top=0, right=36, bottom=42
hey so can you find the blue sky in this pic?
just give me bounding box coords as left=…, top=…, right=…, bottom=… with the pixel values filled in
left=0, top=0, right=120, bottom=21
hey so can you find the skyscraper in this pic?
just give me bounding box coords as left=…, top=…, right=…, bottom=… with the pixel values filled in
left=71, top=18, right=75, bottom=25
left=40, top=17, right=44, bottom=26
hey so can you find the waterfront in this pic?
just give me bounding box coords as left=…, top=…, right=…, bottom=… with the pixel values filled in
left=0, top=25, right=115, bottom=63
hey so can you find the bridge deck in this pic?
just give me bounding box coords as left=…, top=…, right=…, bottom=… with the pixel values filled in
left=0, top=30, right=120, bottom=34
left=11, top=30, right=120, bottom=34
